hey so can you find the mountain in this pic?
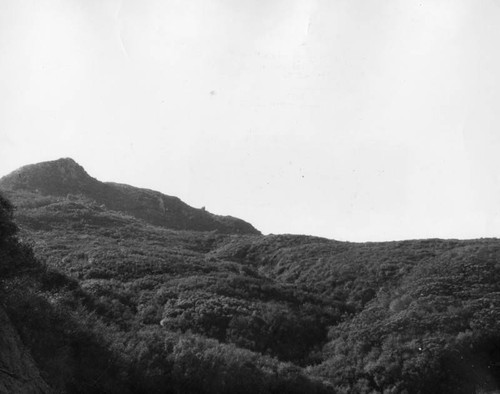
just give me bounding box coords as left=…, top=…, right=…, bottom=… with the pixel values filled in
left=1, top=159, right=500, bottom=393
left=0, top=181, right=332, bottom=394
left=0, top=158, right=260, bottom=235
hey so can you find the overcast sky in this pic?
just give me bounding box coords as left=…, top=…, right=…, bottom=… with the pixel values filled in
left=1, top=0, right=500, bottom=241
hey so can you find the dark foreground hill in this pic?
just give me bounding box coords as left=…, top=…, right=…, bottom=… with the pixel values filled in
left=0, top=158, right=259, bottom=235
left=1, top=160, right=500, bottom=393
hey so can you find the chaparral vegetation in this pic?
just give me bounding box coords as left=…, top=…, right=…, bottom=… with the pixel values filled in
left=1, top=158, right=500, bottom=393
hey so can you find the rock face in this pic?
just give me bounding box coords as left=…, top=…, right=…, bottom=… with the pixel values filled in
left=0, top=307, right=51, bottom=394
left=0, top=158, right=260, bottom=235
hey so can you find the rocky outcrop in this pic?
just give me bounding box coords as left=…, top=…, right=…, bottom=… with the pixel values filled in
left=0, top=306, right=51, bottom=394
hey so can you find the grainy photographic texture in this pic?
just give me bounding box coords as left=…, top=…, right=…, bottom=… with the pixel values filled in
left=1, top=1, right=500, bottom=393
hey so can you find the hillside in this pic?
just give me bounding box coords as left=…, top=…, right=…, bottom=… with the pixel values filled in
left=1, top=160, right=500, bottom=393
left=0, top=158, right=259, bottom=235
left=0, top=301, right=51, bottom=393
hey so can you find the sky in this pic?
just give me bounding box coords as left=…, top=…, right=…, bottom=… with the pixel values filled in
left=1, top=0, right=500, bottom=241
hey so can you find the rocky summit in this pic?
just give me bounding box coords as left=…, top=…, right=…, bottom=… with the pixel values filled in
left=0, top=158, right=260, bottom=235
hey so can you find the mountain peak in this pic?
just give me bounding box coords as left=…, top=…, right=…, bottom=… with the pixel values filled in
left=49, top=157, right=89, bottom=178
left=0, top=158, right=95, bottom=195
left=0, top=158, right=260, bottom=235
left=54, top=157, right=80, bottom=166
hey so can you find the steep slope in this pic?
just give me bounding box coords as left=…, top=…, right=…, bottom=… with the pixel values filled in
left=0, top=193, right=131, bottom=394
left=7, top=192, right=343, bottom=367
left=3, top=159, right=500, bottom=393
left=0, top=158, right=259, bottom=235
left=0, top=182, right=333, bottom=393
left=0, top=307, right=52, bottom=394
left=8, top=186, right=500, bottom=392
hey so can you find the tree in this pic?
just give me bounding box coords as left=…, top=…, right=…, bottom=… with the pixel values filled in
left=0, top=193, right=17, bottom=242
left=0, top=193, right=37, bottom=276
